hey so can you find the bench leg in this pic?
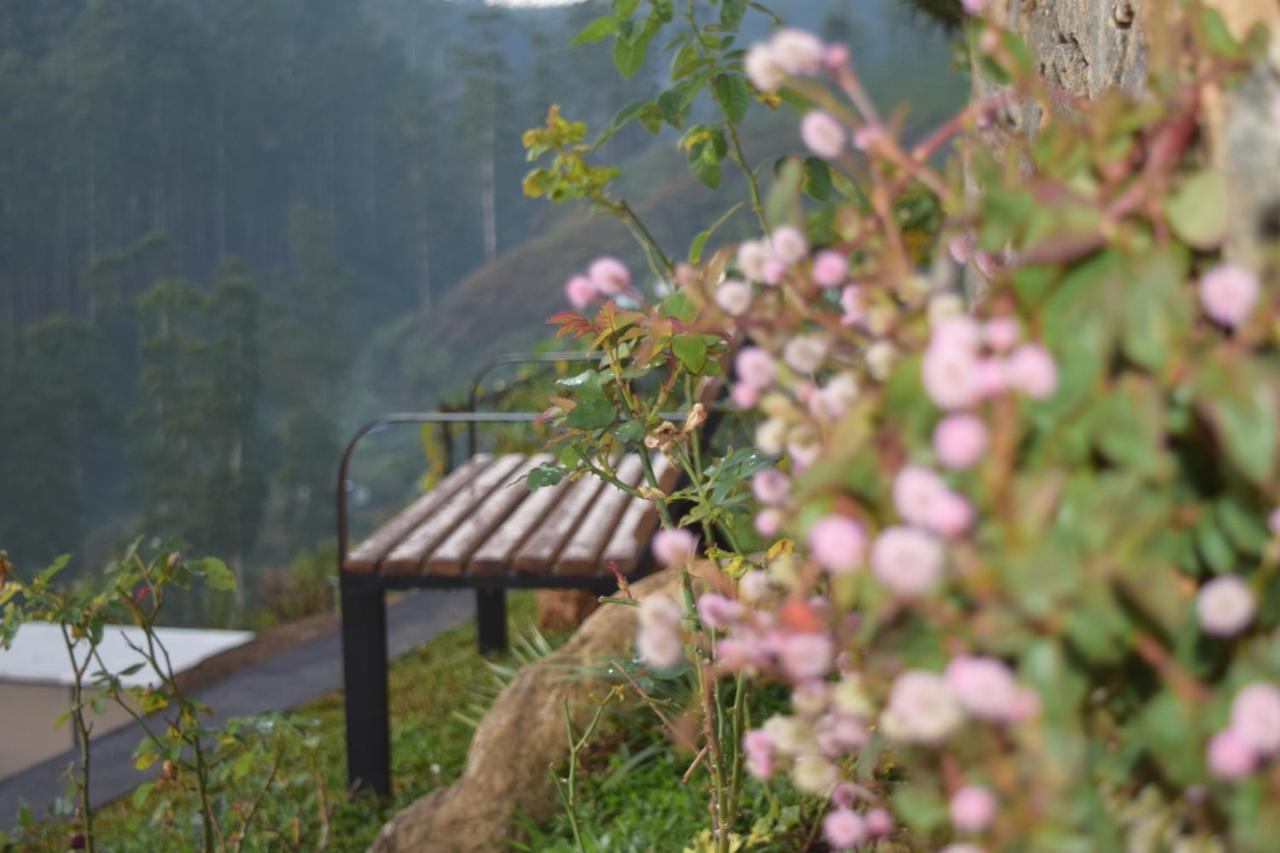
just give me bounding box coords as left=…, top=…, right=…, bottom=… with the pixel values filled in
left=340, top=582, right=391, bottom=796
left=476, top=588, right=507, bottom=654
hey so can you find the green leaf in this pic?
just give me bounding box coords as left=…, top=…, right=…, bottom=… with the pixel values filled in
left=657, top=90, right=687, bottom=128
left=1121, top=246, right=1192, bottom=371
left=672, top=334, right=708, bottom=373
left=688, top=202, right=744, bottom=263
left=891, top=784, right=948, bottom=834
left=131, top=782, right=154, bottom=809
left=1165, top=170, right=1228, bottom=250
left=557, top=369, right=605, bottom=399
left=661, top=291, right=697, bottom=322
left=802, top=157, right=832, bottom=201
left=573, top=15, right=619, bottom=45
left=614, top=0, right=639, bottom=16
left=711, top=73, right=750, bottom=123
left=1195, top=355, right=1279, bottom=485
left=613, top=25, right=651, bottom=79
left=720, top=0, right=747, bottom=27
left=689, top=139, right=722, bottom=188
left=566, top=398, right=617, bottom=430
left=201, top=557, right=236, bottom=592
left=526, top=464, right=566, bottom=491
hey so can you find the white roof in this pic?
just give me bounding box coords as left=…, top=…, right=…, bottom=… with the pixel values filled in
left=0, top=621, right=253, bottom=688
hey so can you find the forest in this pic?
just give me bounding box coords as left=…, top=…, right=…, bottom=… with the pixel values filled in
left=0, top=0, right=963, bottom=619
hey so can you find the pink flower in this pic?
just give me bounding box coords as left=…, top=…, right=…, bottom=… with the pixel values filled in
left=871, top=526, right=944, bottom=598
left=973, top=357, right=1007, bottom=399
left=932, top=315, right=983, bottom=351
left=808, top=515, right=867, bottom=574
left=1207, top=727, right=1258, bottom=780
left=588, top=256, right=630, bottom=294
left=1269, top=507, right=1280, bottom=536
left=761, top=258, right=786, bottom=285
left=730, top=382, right=759, bottom=409
left=962, top=0, right=989, bottom=13
left=809, top=374, right=859, bottom=422
left=715, top=279, right=753, bottom=317
left=743, top=728, right=776, bottom=778
left=1197, top=576, right=1255, bottom=637
left=823, top=44, right=849, bottom=70
left=892, top=466, right=948, bottom=528
left=1005, top=343, right=1057, bottom=399
left=755, top=509, right=782, bottom=537
left=816, top=712, right=868, bottom=755
left=984, top=316, right=1020, bottom=351
left=950, top=785, right=997, bottom=832
left=811, top=249, right=849, bottom=287
left=853, top=125, right=883, bottom=151
left=770, top=29, right=825, bottom=76
left=948, top=234, right=974, bottom=265
left=565, top=275, right=597, bottom=309
left=928, top=490, right=975, bottom=539
left=752, top=468, right=791, bottom=505
left=945, top=656, right=1021, bottom=721
left=652, top=528, right=696, bottom=566
left=779, top=632, right=834, bottom=681
left=637, top=596, right=683, bottom=668
left=769, top=225, right=809, bottom=266
left=822, top=808, right=866, bottom=850
left=736, top=347, right=777, bottom=389
left=697, top=593, right=744, bottom=630
left=865, top=808, right=894, bottom=837
left=801, top=111, right=846, bottom=160
left=922, top=341, right=980, bottom=410
left=1200, top=263, right=1259, bottom=328
left=1231, top=683, right=1280, bottom=755
left=933, top=414, right=988, bottom=470
left=839, top=285, right=865, bottom=325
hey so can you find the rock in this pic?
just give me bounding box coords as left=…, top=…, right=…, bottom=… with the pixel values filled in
left=367, top=569, right=680, bottom=853
left=535, top=588, right=600, bottom=632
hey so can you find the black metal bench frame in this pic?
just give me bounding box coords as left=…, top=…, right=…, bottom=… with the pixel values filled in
left=336, top=352, right=659, bottom=796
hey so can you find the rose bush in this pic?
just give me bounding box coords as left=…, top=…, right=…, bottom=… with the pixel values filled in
left=528, top=1, right=1280, bottom=849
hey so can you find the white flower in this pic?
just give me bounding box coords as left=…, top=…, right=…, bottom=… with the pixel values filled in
left=870, top=526, right=945, bottom=598
left=769, top=226, right=809, bottom=266
left=744, top=43, right=785, bottom=92
left=881, top=670, right=963, bottom=744
left=736, top=239, right=772, bottom=280
left=755, top=417, right=788, bottom=454
left=809, top=373, right=858, bottom=421
left=791, top=753, right=839, bottom=795
left=715, top=279, right=753, bottom=317
left=770, top=29, right=825, bottom=77
left=1197, top=576, right=1255, bottom=637
left=801, top=111, right=846, bottom=159
left=783, top=333, right=829, bottom=374
left=763, top=714, right=816, bottom=756
left=865, top=341, right=897, bottom=380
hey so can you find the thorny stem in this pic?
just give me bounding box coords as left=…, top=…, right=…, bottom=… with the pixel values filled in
left=725, top=121, right=770, bottom=234
left=60, top=625, right=97, bottom=853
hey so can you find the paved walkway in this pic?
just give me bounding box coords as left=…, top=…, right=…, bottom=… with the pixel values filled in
left=0, top=589, right=473, bottom=825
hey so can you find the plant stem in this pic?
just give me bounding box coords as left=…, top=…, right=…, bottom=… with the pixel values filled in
left=60, top=626, right=96, bottom=853
left=725, top=121, right=769, bottom=234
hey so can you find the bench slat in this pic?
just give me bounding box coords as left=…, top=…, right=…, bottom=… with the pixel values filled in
left=344, top=454, right=494, bottom=573
left=599, top=454, right=679, bottom=573
left=423, top=454, right=551, bottom=576
left=468, top=462, right=574, bottom=576
left=553, top=455, right=646, bottom=576
left=381, top=453, right=527, bottom=575
left=511, top=468, right=607, bottom=573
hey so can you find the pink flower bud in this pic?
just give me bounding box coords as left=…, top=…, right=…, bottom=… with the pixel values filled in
left=697, top=593, right=744, bottom=630
left=811, top=250, right=849, bottom=287
left=769, top=225, right=809, bottom=266
left=801, top=111, right=846, bottom=160
left=736, top=347, right=778, bottom=389
left=950, top=785, right=997, bottom=832
left=865, top=808, right=894, bottom=837
left=1005, top=343, right=1057, bottom=399
left=933, top=414, right=988, bottom=470
left=588, top=256, right=631, bottom=294
left=823, top=43, right=850, bottom=69
left=752, top=468, right=791, bottom=505
left=1207, top=727, right=1258, bottom=780
left=984, top=316, right=1021, bottom=351
left=755, top=508, right=783, bottom=537
left=1231, top=683, right=1280, bottom=756
left=565, top=275, right=597, bottom=309
left=779, top=631, right=834, bottom=681
left=1200, top=263, right=1259, bottom=328
left=871, top=526, right=944, bottom=598
left=928, top=490, right=974, bottom=539
left=652, top=528, right=696, bottom=567
left=808, top=515, right=867, bottom=574
left=730, top=382, right=759, bottom=409
left=822, top=808, right=867, bottom=850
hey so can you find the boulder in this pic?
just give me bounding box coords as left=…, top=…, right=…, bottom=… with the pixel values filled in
left=368, top=569, right=679, bottom=853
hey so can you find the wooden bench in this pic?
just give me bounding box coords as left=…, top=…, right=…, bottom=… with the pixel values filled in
left=335, top=352, right=709, bottom=795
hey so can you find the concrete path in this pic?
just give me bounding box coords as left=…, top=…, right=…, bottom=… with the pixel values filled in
left=0, top=589, right=474, bottom=826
